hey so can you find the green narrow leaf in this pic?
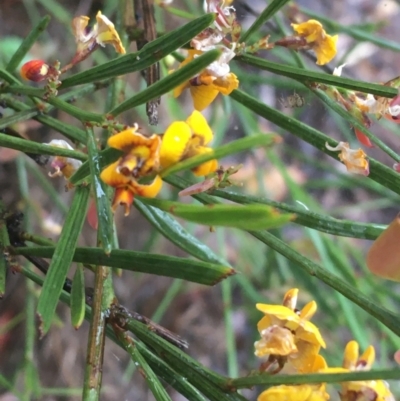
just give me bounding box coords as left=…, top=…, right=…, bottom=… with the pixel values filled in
left=69, top=147, right=122, bottom=186
left=0, top=110, right=38, bottom=129
left=0, top=133, right=87, bottom=160
left=0, top=95, right=88, bottom=143
left=230, top=89, right=400, bottom=196
left=15, top=246, right=235, bottom=286
left=129, top=337, right=208, bottom=401
left=60, top=13, right=216, bottom=88
left=86, top=127, right=113, bottom=254
left=213, top=189, right=386, bottom=240
left=110, top=49, right=221, bottom=116
left=117, top=331, right=172, bottom=401
left=6, top=15, right=51, bottom=72
left=229, top=369, right=400, bottom=388
left=161, top=133, right=278, bottom=177
left=238, top=54, right=397, bottom=97
left=70, top=265, right=85, bottom=329
left=134, top=198, right=227, bottom=265
left=45, top=97, right=105, bottom=123
left=0, top=69, right=22, bottom=85
left=241, top=0, right=291, bottom=42
left=36, top=186, right=90, bottom=335
left=138, top=197, right=295, bottom=230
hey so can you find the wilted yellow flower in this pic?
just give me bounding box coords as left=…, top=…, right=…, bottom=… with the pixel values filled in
left=159, top=110, right=218, bottom=176
left=45, top=139, right=82, bottom=180
left=65, top=10, right=125, bottom=71
left=325, top=141, right=369, bottom=176
left=173, top=49, right=239, bottom=111
left=291, top=19, right=338, bottom=65
left=255, top=288, right=326, bottom=373
left=321, top=341, right=395, bottom=401
left=100, top=127, right=162, bottom=215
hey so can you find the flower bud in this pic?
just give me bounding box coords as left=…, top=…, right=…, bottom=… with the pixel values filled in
left=20, top=60, right=50, bottom=82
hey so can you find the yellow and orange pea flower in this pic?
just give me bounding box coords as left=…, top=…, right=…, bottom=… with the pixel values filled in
left=100, top=127, right=163, bottom=215
left=159, top=110, right=218, bottom=176
left=100, top=111, right=217, bottom=214
left=257, top=356, right=329, bottom=401
left=173, top=49, right=239, bottom=111
left=254, top=288, right=326, bottom=373
left=291, top=19, right=338, bottom=65
left=325, top=141, right=369, bottom=176
left=320, top=341, right=395, bottom=401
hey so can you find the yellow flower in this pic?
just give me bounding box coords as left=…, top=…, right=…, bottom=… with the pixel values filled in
left=325, top=142, right=369, bottom=176
left=321, top=341, right=395, bottom=401
left=100, top=127, right=162, bottom=215
left=173, top=49, right=239, bottom=111
left=159, top=110, right=218, bottom=176
left=291, top=19, right=338, bottom=65
left=254, top=288, right=326, bottom=373
left=45, top=139, right=82, bottom=180
left=258, top=355, right=329, bottom=401
left=258, top=383, right=329, bottom=401
left=67, top=11, right=125, bottom=70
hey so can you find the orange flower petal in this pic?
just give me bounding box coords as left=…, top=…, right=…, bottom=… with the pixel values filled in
left=131, top=175, right=163, bottom=198
left=100, top=161, right=131, bottom=187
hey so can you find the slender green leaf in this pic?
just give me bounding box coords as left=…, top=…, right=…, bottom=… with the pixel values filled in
left=0, top=69, right=21, bottom=85
left=70, top=265, right=85, bottom=329
left=0, top=109, right=38, bottom=129
left=230, top=89, right=400, bottom=196
left=229, top=369, right=400, bottom=388
left=0, top=95, right=87, bottom=143
left=15, top=246, right=235, bottom=286
left=0, top=133, right=87, bottom=160
left=238, top=54, right=397, bottom=97
left=138, top=197, right=295, bottom=230
left=69, top=147, right=122, bottom=186
left=60, top=13, right=216, bottom=88
left=110, top=49, right=221, bottom=116
left=86, top=127, right=113, bottom=254
left=117, top=331, right=172, bottom=401
left=213, top=189, right=386, bottom=240
left=46, top=97, right=105, bottom=123
left=36, top=186, right=90, bottom=335
left=127, top=337, right=208, bottom=401
left=6, top=15, right=51, bottom=72
left=161, top=133, right=279, bottom=177
left=241, top=0, right=291, bottom=42
left=134, top=198, right=227, bottom=264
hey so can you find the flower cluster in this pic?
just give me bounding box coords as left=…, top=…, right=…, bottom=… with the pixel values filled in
left=100, top=111, right=217, bottom=214
left=255, top=289, right=395, bottom=401
left=173, top=0, right=240, bottom=110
